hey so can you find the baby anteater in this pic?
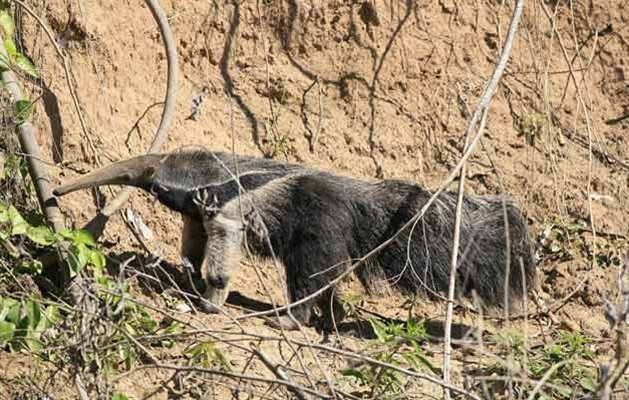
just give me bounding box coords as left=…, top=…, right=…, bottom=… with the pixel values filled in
left=54, top=151, right=535, bottom=329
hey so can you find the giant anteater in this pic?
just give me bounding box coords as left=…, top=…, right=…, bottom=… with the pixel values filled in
left=54, top=151, right=535, bottom=329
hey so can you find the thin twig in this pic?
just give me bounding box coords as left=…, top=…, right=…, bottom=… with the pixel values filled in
left=539, top=0, right=598, bottom=268
left=252, top=347, right=309, bottom=400
left=442, top=106, right=490, bottom=398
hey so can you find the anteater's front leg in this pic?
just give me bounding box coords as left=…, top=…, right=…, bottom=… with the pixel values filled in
left=199, top=210, right=245, bottom=311
left=181, top=215, right=207, bottom=270
left=197, top=175, right=349, bottom=331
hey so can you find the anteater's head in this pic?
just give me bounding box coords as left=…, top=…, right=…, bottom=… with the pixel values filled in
left=53, top=152, right=232, bottom=217
left=53, top=154, right=165, bottom=197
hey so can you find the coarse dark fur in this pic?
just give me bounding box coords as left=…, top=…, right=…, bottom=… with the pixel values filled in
left=54, top=150, right=536, bottom=329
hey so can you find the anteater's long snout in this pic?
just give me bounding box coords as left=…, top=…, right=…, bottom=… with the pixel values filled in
left=53, top=154, right=165, bottom=196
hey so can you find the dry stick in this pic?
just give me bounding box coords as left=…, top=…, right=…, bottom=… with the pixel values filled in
left=124, top=101, right=165, bottom=147
left=300, top=340, right=482, bottom=400
left=0, top=50, right=65, bottom=233
left=238, top=0, right=525, bottom=324
left=252, top=347, right=308, bottom=400
left=74, top=374, right=90, bottom=400
left=442, top=106, right=489, bottom=400
left=115, top=315, right=484, bottom=400
left=308, top=77, right=324, bottom=153
left=89, top=0, right=179, bottom=220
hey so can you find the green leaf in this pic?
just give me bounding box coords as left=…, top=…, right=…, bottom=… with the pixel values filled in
left=118, top=343, right=136, bottom=370
left=0, top=153, right=27, bottom=181
left=67, top=229, right=97, bottom=246
left=3, top=36, right=16, bottom=56
left=7, top=205, right=28, bottom=235
left=13, top=54, right=38, bottom=78
left=158, top=322, right=182, bottom=349
left=25, top=300, right=42, bottom=330
left=111, top=395, right=131, bottom=400
left=88, top=249, right=106, bottom=269
left=369, top=319, right=391, bottom=343
left=25, top=335, right=42, bottom=351
left=133, top=309, right=157, bottom=333
left=0, top=297, right=20, bottom=323
left=0, top=321, right=15, bottom=343
left=26, top=225, right=56, bottom=246
left=579, top=375, right=597, bottom=392
left=19, top=259, right=43, bottom=275
left=66, top=244, right=89, bottom=277
left=404, top=342, right=440, bottom=375
left=15, top=99, right=33, bottom=124
left=0, top=205, right=7, bottom=222
left=0, top=10, right=14, bottom=38
left=44, top=304, right=59, bottom=327
left=342, top=368, right=370, bottom=386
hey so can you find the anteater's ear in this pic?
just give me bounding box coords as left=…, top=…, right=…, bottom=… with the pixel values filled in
left=53, top=154, right=165, bottom=196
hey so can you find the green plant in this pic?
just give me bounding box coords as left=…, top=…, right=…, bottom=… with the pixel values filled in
left=517, top=112, right=547, bottom=146
left=0, top=3, right=38, bottom=129
left=342, top=311, right=436, bottom=398
left=529, top=331, right=597, bottom=397
left=0, top=152, right=27, bottom=183
left=0, top=203, right=105, bottom=278
left=538, top=214, right=627, bottom=269
left=0, top=154, right=163, bottom=374
left=538, top=215, right=586, bottom=262
left=185, top=339, right=230, bottom=370
left=340, top=293, right=364, bottom=319
left=0, top=3, right=39, bottom=79
left=156, top=321, right=183, bottom=349
left=0, top=295, right=59, bottom=351
left=486, top=329, right=598, bottom=399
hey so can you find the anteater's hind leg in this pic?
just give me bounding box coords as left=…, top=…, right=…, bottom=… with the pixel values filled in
left=316, top=289, right=346, bottom=330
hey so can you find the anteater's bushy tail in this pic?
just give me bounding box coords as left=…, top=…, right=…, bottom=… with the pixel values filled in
left=372, top=186, right=535, bottom=310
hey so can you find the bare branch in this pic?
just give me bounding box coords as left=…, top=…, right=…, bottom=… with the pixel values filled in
left=441, top=1, right=526, bottom=397
left=253, top=347, right=309, bottom=400
left=97, top=0, right=179, bottom=219
left=0, top=38, right=65, bottom=234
